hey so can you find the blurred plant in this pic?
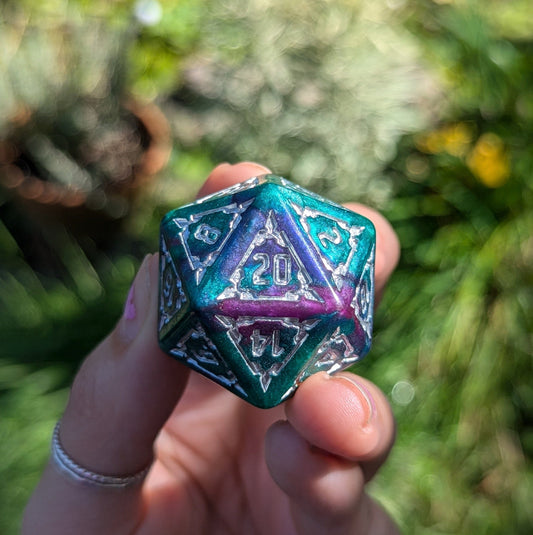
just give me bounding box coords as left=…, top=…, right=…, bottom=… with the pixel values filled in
left=129, top=0, right=207, bottom=98
left=167, top=0, right=437, bottom=206
left=0, top=2, right=191, bottom=234
left=0, top=11, right=140, bottom=201
left=361, top=1, right=533, bottom=532
left=369, top=205, right=533, bottom=534
left=0, top=215, right=139, bottom=534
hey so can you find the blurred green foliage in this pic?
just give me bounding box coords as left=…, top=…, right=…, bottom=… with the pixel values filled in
left=1, top=0, right=532, bottom=534
left=365, top=2, right=533, bottom=532
left=167, top=0, right=433, bottom=205
left=0, top=231, right=141, bottom=534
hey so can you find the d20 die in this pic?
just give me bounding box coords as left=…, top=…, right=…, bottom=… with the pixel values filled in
left=158, top=174, right=375, bottom=409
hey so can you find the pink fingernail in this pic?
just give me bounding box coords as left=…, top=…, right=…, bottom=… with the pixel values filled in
left=124, top=285, right=136, bottom=321
left=333, top=374, right=376, bottom=428
left=119, top=254, right=152, bottom=343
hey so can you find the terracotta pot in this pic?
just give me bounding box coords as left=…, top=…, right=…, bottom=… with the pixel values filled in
left=0, top=99, right=171, bottom=246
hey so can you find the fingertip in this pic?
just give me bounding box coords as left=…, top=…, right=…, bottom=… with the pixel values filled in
left=196, top=161, right=272, bottom=198
left=286, top=372, right=393, bottom=465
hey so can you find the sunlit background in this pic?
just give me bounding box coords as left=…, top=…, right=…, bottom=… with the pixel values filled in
left=1, top=0, right=532, bottom=533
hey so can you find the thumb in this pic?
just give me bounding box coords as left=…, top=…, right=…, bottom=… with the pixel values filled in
left=60, top=253, right=188, bottom=476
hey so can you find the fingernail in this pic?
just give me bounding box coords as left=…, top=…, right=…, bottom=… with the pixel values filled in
left=331, top=374, right=376, bottom=428
left=119, top=254, right=153, bottom=343
left=124, top=285, right=136, bottom=321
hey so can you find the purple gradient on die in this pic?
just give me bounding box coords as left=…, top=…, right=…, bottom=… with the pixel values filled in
left=213, top=281, right=357, bottom=319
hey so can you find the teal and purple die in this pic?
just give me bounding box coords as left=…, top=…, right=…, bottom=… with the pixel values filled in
left=158, top=175, right=375, bottom=409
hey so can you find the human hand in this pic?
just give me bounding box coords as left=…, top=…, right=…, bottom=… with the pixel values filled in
left=23, top=162, right=401, bottom=535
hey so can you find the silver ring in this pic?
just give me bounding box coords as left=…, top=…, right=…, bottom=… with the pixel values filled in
left=51, top=421, right=151, bottom=489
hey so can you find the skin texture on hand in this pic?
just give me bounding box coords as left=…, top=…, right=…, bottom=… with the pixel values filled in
left=22, top=162, right=401, bottom=535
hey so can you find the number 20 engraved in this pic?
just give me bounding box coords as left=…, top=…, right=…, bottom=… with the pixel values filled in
left=252, top=253, right=291, bottom=286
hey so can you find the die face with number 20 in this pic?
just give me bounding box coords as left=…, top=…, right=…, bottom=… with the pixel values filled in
left=158, top=175, right=375, bottom=409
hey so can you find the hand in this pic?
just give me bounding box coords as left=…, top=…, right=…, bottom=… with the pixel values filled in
left=23, top=162, right=401, bottom=535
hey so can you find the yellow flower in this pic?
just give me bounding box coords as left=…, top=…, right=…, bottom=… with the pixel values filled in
left=416, top=123, right=473, bottom=157
left=467, top=133, right=510, bottom=188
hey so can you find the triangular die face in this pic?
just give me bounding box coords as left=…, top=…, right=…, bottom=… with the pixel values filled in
left=169, top=319, right=247, bottom=398
left=173, top=199, right=252, bottom=284
left=159, top=235, right=188, bottom=339
left=351, top=245, right=375, bottom=338
left=298, top=327, right=358, bottom=382
left=216, top=315, right=319, bottom=392
left=291, top=202, right=365, bottom=290
left=218, top=211, right=321, bottom=303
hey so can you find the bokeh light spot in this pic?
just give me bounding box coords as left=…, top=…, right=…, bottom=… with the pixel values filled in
left=392, top=380, right=415, bottom=406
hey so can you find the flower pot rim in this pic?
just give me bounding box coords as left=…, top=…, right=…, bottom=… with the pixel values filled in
left=0, top=97, right=171, bottom=210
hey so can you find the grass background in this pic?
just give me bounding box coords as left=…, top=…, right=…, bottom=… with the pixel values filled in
left=1, top=1, right=532, bottom=533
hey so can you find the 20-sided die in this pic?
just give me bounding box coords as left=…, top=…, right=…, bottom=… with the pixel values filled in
left=158, top=175, right=375, bottom=408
